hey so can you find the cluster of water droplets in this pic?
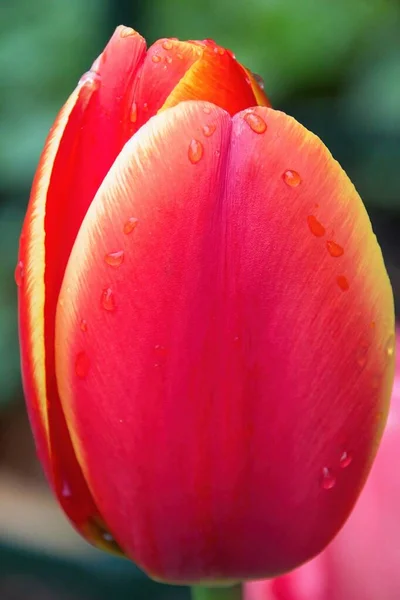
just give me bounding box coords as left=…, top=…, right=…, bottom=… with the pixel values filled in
left=320, top=450, right=353, bottom=490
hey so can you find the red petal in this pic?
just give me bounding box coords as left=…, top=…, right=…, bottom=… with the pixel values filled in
left=55, top=103, right=394, bottom=582
left=18, top=25, right=146, bottom=549
left=130, top=38, right=269, bottom=131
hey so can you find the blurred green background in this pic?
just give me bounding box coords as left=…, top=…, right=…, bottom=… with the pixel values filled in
left=0, top=0, right=399, bottom=598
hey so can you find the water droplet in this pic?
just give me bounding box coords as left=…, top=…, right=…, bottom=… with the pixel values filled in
left=176, top=53, right=183, bottom=60
left=339, top=451, right=352, bottom=469
left=152, top=54, right=161, bottom=63
left=14, top=261, right=24, bottom=287
left=283, top=170, right=301, bottom=187
left=101, top=288, right=116, bottom=312
left=320, top=467, right=336, bottom=490
left=203, top=106, right=211, bottom=114
left=80, top=319, right=88, bottom=332
left=75, top=351, right=90, bottom=379
left=166, top=56, right=173, bottom=64
left=244, top=111, right=267, bottom=134
left=61, top=481, right=72, bottom=498
left=105, top=250, right=124, bottom=268
left=155, top=344, right=167, bottom=354
left=213, top=47, right=225, bottom=56
left=327, top=240, right=344, bottom=257
left=102, top=531, right=114, bottom=542
left=356, top=344, right=368, bottom=368
left=162, top=40, right=173, bottom=50
left=336, top=275, right=349, bottom=292
left=143, top=102, right=149, bottom=111
left=78, top=70, right=101, bottom=90
left=123, top=217, right=138, bottom=234
left=202, top=123, right=216, bottom=137
left=90, top=54, right=102, bottom=73
left=386, top=334, right=395, bottom=358
left=120, top=27, right=137, bottom=38
left=233, top=336, right=240, bottom=343
left=253, top=72, right=265, bottom=90
left=130, top=101, right=138, bottom=123
left=307, top=215, right=326, bottom=237
left=188, top=139, right=204, bottom=164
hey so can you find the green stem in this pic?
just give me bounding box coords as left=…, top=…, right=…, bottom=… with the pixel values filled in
left=191, top=584, right=243, bottom=600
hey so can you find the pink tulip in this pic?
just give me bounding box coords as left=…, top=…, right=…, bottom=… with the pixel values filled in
left=245, top=329, right=399, bottom=599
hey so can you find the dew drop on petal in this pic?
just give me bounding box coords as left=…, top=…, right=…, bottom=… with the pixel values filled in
left=336, top=275, right=349, bottom=291
left=102, top=531, right=114, bottom=542
left=14, top=261, right=24, bottom=287
left=155, top=344, right=167, bottom=355
left=202, top=123, right=216, bottom=137
left=78, top=70, right=101, bottom=90
left=176, top=53, right=183, bottom=60
left=356, top=344, right=368, bottom=368
left=80, top=319, right=88, bottom=332
left=244, top=111, right=267, bottom=134
left=105, top=250, right=124, bottom=268
left=327, top=240, right=344, bottom=257
left=320, top=467, right=336, bottom=490
left=130, top=101, right=138, bottom=123
left=152, top=54, right=162, bottom=63
left=188, top=139, right=204, bottom=164
left=307, top=215, right=326, bottom=237
left=283, top=170, right=301, bottom=187
left=253, top=72, right=265, bottom=90
left=386, top=334, right=395, bottom=358
left=101, top=288, right=116, bottom=312
left=90, top=54, right=103, bottom=73
left=339, top=451, right=352, bottom=469
left=143, top=102, right=149, bottom=112
left=75, top=351, right=90, bottom=379
left=162, top=40, right=173, bottom=50
left=120, top=27, right=137, bottom=38
left=166, top=56, right=173, bottom=64
left=124, top=217, right=138, bottom=235
left=61, top=481, right=72, bottom=498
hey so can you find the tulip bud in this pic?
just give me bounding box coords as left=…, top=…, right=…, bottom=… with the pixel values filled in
left=17, top=26, right=394, bottom=585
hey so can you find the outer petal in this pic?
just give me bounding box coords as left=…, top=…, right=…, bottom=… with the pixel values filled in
left=246, top=331, right=400, bottom=600
left=18, top=25, right=267, bottom=551
left=17, top=25, right=146, bottom=549
left=56, top=103, right=394, bottom=583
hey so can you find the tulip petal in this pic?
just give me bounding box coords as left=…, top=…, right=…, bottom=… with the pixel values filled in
left=130, top=38, right=269, bottom=129
left=18, top=25, right=146, bottom=548
left=160, top=40, right=270, bottom=114
left=55, top=103, right=394, bottom=582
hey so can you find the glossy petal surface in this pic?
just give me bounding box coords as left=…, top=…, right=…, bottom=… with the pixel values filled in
left=130, top=38, right=269, bottom=131
left=56, top=103, right=394, bottom=582
left=18, top=25, right=268, bottom=551
left=245, top=331, right=400, bottom=600
left=18, top=25, right=146, bottom=547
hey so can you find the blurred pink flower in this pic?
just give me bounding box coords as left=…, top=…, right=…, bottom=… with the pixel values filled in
left=245, top=328, right=400, bottom=600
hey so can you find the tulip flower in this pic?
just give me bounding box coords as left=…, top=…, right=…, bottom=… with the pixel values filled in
left=245, top=329, right=399, bottom=600
left=17, top=25, right=395, bottom=592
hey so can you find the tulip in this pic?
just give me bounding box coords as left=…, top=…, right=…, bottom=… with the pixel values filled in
left=17, top=25, right=395, bottom=588
left=245, top=329, right=399, bottom=600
